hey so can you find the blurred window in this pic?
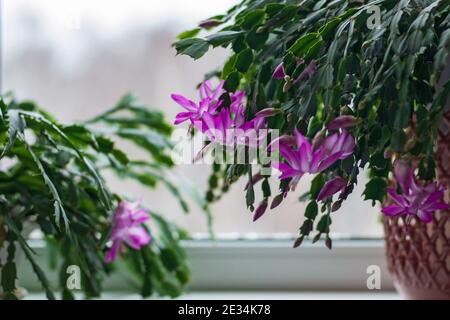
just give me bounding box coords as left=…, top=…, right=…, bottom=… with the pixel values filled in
left=1, top=0, right=382, bottom=238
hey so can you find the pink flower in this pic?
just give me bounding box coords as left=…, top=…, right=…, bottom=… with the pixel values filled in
left=104, top=201, right=151, bottom=263
left=199, top=80, right=225, bottom=101
left=382, top=161, right=449, bottom=223
left=270, top=129, right=355, bottom=189
left=194, top=107, right=266, bottom=147
left=171, top=80, right=224, bottom=125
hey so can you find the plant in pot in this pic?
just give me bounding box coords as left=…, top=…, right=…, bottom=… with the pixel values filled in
left=172, top=0, right=450, bottom=299
left=0, top=93, right=208, bottom=299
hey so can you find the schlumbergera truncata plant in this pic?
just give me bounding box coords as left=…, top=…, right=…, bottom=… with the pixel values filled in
left=0, top=93, right=209, bottom=300
left=172, top=0, right=450, bottom=250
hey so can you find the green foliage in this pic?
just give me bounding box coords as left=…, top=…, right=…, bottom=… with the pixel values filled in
left=174, top=0, right=450, bottom=247
left=0, top=93, right=206, bottom=299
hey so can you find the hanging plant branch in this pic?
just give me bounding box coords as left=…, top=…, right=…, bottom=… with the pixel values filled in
left=171, top=0, right=450, bottom=247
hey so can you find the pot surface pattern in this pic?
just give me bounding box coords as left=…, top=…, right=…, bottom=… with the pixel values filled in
left=384, top=111, right=450, bottom=299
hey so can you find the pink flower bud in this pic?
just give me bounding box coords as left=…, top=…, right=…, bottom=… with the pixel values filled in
left=312, top=130, right=326, bottom=149
left=255, top=108, right=281, bottom=118
left=316, top=177, right=347, bottom=201
left=244, top=173, right=263, bottom=191
left=270, top=194, right=284, bottom=209
left=253, top=199, right=268, bottom=222
left=383, top=149, right=393, bottom=159
left=272, top=63, right=286, bottom=79
left=199, top=19, right=221, bottom=29
left=326, top=115, right=357, bottom=131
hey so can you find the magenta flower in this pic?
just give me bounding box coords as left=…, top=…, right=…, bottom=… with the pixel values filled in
left=270, top=129, right=355, bottom=189
left=173, top=81, right=266, bottom=149
left=199, top=80, right=225, bottom=101
left=382, top=161, right=449, bottom=223
left=194, top=107, right=266, bottom=147
left=171, top=80, right=224, bottom=125
left=230, top=90, right=245, bottom=114
left=105, top=200, right=151, bottom=263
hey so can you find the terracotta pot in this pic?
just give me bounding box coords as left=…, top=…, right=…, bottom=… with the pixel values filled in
left=383, top=111, right=450, bottom=299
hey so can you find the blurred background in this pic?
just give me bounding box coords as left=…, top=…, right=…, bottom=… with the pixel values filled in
left=1, top=0, right=382, bottom=238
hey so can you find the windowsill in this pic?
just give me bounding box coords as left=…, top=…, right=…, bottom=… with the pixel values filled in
left=20, top=239, right=394, bottom=294
left=24, top=291, right=400, bottom=300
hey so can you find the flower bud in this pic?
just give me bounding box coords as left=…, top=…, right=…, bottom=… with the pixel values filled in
left=255, top=108, right=281, bottom=118
left=272, top=63, right=286, bottom=79
left=312, top=130, right=326, bottom=149
left=253, top=199, right=268, bottom=222
left=199, top=19, right=221, bottom=29
left=270, top=193, right=284, bottom=209
left=326, top=115, right=357, bottom=131
left=317, top=177, right=347, bottom=201
left=383, top=148, right=393, bottom=159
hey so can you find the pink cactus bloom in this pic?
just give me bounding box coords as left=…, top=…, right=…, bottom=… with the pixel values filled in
left=172, top=80, right=225, bottom=125
left=194, top=107, right=266, bottom=148
left=104, top=201, right=151, bottom=263
left=199, top=80, right=225, bottom=101
left=382, top=161, right=449, bottom=223
left=270, top=129, right=355, bottom=189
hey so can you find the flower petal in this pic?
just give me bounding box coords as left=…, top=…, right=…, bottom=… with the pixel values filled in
left=104, top=240, right=121, bottom=263
left=317, top=152, right=342, bottom=172
left=174, top=112, right=194, bottom=125
left=171, top=94, right=198, bottom=112
left=381, top=205, right=406, bottom=216
left=423, top=201, right=450, bottom=212
left=123, top=226, right=151, bottom=250
left=387, top=187, right=408, bottom=207
left=273, top=162, right=303, bottom=180
left=393, top=160, right=413, bottom=194
left=417, top=210, right=433, bottom=223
